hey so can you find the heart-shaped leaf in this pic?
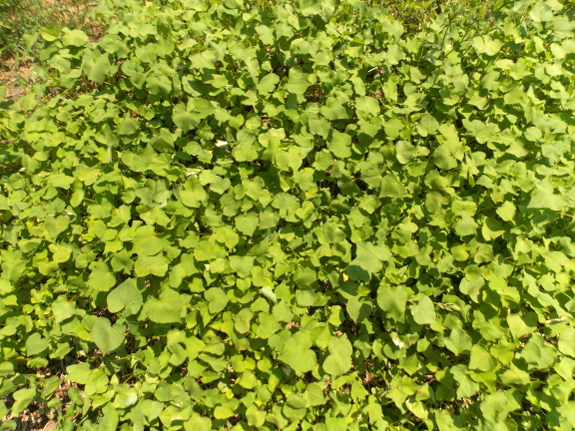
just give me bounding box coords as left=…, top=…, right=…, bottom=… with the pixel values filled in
left=91, top=318, right=126, bottom=355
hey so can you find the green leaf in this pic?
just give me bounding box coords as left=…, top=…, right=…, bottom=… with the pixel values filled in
left=143, top=289, right=184, bottom=323
left=26, top=333, right=49, bottom=356
left=213, top=405, right=234, bottom=419
left=286, top=68, right=311, bottom=95
left=257, top=73, right=280, bottom=93
left=558, top=402, right=575, bottom=428
left=320, top=97, right=350, bottom=120
left=185, top=414, right=212, bottom=431
left=77, top=167, right=100, bottom=185
left=496, top=201, right=516, bottom=222
left=215, top=226, right=239, bottom=249
left=473, top=35, right=503, bottom=56
left=111, top=251, right=134, bottom=273
left=233, top=142, right=259, bottom=162
left=38, top=25, right=61, bottom=41
left=558, top=327, right=575, bottom=357
left=261, top=286, right=277, bottom=303
left=66, top=363, right=91, bottom=384
left=62, top=29, right=88, bottom=46
left=82, top=52, right=111, bottom=84
left=479, top=392, right=509, bottom=422
left=107, top=279, right=143, bottom=315
left=147, top=74, right=172, bottom=97
left=180, top=179, right=207, bottom=208
left=99, top=405, right=119, bottom=431
left=173, top=103, right=198, bottom=132
left=232, top=308, right=253, bottom=334
left=520, top=334, right=557, bottom=370
left=353, top=242, right=392, bottom=273
left=411, top=294, right=436, bottom=325
left=417, top=114, right=439, bottom=136
left=528, top=179, right=567, bottom=211
left=469, top=344, right=496, bottom=372
left=500, top=364, right=530, bottom=386
left=118, top=118, right=140, bottom=136
left=530, top=1, right=554, bottom=22
left=132, top=232, right=164, bottom=257
left=11, top=388, right=35, bottom=416
left=355, top=96, right=380, bottom=117
left=507, top=313, right=537, bottom=339
left=135, top=254, right=169, bottom=277
left=377, top=285, right=407, bottom=321
left=205, top=288, right=229, bottom=314
left=433, top=145, right=457, bottom=170
left=328, top=130, right=352, bottom=158
left=554, top=17, right=575, bottom=37
left=299, top=0, right=322, bottom=16
left=91, top=317, right=125, bottom=355
left=450, top=365, right=480, bottom=398
left=454, top=214, right=478, bottom=237
left=236, top=213, right=259, bottom=236
left=246, top=404, right=266, bottom=427
left=396, top=141, right=416, bottom=164
left=444, top=326, right=472, bottom=355
left=380, top=174, right=406, bottom=198
left=229, top=255, right=254, bottom=278
left=190, top=50, right=216, bottom=69
left=279, top=331, right=317, bottom=374
left=87, top=262, right=116, bottom=292
left=49, top=244, right=72, bottom=263
left=308, top=116, right=330, bottom=139
left=52, top=296, right=76, bottom=323
left=322, top=335, right=353, bottom=376
left=256, top=313, right=282, bottom=339
left=47, top=174, right=75, bottom=189
left=384, top=118, right=404, bottom=138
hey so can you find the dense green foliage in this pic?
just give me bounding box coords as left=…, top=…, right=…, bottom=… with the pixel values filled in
left=1, top=0, right=575, bottom=429
left=0, top=0, right=93, bottom=62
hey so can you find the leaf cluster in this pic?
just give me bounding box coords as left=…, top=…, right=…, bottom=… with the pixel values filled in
left=1, top=0, right=575, bottom=430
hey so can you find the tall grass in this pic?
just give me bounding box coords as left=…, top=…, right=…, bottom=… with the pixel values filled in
left=0, top=0, right=95, bottom=65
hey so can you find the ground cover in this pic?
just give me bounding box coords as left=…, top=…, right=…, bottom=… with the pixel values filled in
left=0, top=0, right=101, bottom=104
left=1, top=0, right=575, bottom=430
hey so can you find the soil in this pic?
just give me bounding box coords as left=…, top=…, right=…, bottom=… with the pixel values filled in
left=2, top=408, right=55, bottom=431
left=2, top=379, right=75, bottom=431
left=0, top=59, right=42, bottom=101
